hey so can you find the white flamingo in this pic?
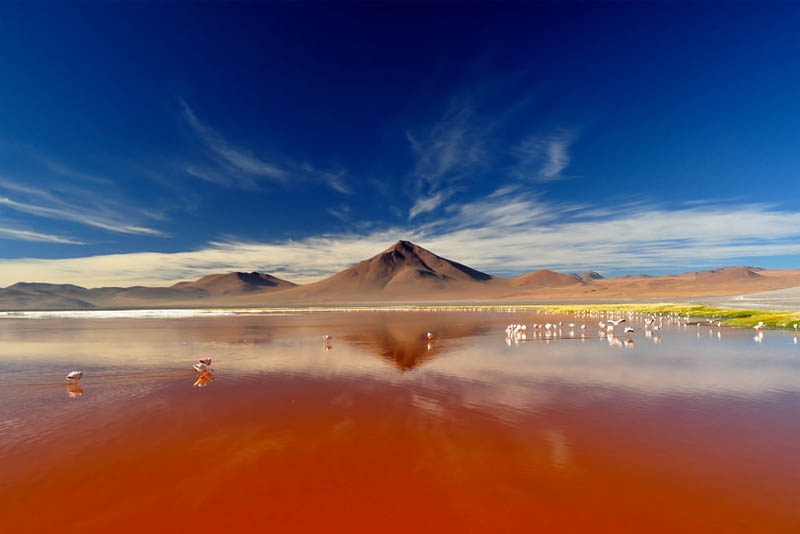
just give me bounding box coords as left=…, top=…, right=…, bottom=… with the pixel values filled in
left=66, top=371, right=83, bottom=382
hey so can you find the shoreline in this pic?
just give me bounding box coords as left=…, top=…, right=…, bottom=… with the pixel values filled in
left=2, top=302, right=798, bottom=329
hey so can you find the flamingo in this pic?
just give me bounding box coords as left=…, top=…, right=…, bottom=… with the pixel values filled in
left=624, top=327, right=634, bottom=335
left=608, top=319, right=626, bottom=326
left=66, top=371, right=83, bottom=382
left=426, top=332, right=434, bottom=340
left=322, top=335, right=333, bottom=343
left=193, top=363, right=210, bottom=373
left=198, top=358, right=212, bottom=366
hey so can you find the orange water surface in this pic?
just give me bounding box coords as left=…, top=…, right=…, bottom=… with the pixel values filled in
left=1, top=310, right=799, bottom=532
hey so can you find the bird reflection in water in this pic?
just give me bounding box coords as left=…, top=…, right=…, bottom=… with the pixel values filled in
left=67, top=385, right=83, bottom=398
left=193, top=372, right=214, bottom=388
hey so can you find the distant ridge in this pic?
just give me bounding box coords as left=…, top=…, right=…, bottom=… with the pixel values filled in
left=679, top=266, right=763, bottom=281
left=1, top=244, right=800, bottom=310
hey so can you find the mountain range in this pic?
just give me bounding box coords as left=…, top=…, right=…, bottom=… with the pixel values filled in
left=2, top=240, right=800, bottom=310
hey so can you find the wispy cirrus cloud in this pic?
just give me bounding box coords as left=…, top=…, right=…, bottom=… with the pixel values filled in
left=0, top=224, right=84, bottom=244
left=404, top=91, right=579, bottom=219
left=0, top=177, right=166, bottom=238
left=179, top=99, right=288, bottom=185
left=408, top=187, right=458, bottom=219
left=405, top=103, right=488, bottom=218
left=180, top=99, right=351, bottom=194
left=511, top=130, right=576, bottom=182
left=326, top=204, right=351, bottom=221
left=2, top=191, right=800, bottom=287
left=407, top=105, right=488, bottom=190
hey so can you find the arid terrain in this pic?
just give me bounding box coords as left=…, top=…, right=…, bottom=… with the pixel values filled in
left=2, top=241, right=800, bottom=310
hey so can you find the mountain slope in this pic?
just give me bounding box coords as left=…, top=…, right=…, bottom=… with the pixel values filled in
left=510, top=270, right=584, bottom=288
left=275, top=240, right=493, bottom=300
left=578, top=270, right=604, bottom=281
left=172, top=272, right=297, bottom=296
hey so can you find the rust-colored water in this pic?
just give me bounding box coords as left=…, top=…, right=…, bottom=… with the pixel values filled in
left=1, top=310, right=799, bottom=532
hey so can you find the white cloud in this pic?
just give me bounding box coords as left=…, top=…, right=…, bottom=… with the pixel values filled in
left=179, top=99, right=288, bottom=183
left=0, top=225, right=83, bottom=244
left=2, top=190, right=800, bottom=287
left=180, top=100, right=351, bottom=195
left=511, top=130, right=576, bottom=182
left=408, top=188, right=457, bottom=219
left=327, top=204, right=351, bottom=221
left=406, top=102, right=489, bottom=218
left=0, top=178, right=165, bottom=238
left=407, top=105, right=487, bottom=188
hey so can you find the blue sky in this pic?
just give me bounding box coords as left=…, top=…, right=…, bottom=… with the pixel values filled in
left=2, top=3, right=800, bottom=286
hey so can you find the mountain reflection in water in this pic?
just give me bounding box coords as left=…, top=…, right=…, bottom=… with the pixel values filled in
left=0, top=310, right=799, bottom=533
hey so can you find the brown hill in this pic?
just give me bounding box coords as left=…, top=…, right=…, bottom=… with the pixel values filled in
left=510, top=270, right=584, bottom=288
left=274, top=240, right=493, bottom=301
left=678, top=266, right=763, bottom=282
left=173, top=272, right=296, bottom=296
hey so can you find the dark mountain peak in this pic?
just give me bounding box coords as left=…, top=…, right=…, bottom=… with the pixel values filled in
left=578, top=270, right=604, bottom=281
left=387, top=239, right=415, bottom=250
left=298, top=240, right=492, bottom=294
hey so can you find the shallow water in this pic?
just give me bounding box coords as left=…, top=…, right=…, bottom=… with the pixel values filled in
left=1, top=310, right=798, bottom=532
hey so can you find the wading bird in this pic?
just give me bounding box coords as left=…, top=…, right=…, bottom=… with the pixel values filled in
left=66, top=371, right=83, bottom=382
left=426, top=332, right=434, bottom=340
left=322, top=335, right=333, bottom=343
left=198, top=358, right=212, bottom=366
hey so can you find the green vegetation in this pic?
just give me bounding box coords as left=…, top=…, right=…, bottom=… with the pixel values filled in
left=529, top=303, right=800, bottom=329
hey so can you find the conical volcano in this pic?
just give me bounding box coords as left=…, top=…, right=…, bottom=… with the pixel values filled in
left=283, top=240, right=493, bottom=299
